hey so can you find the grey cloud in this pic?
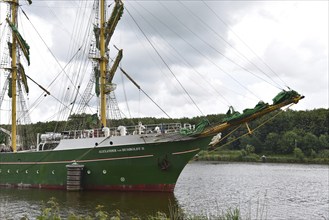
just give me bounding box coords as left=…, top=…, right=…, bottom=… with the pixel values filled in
left=12, top=1, right=327, bottom=121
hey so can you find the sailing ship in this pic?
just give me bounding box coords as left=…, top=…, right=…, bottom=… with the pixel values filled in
left=0, top=0, right=303, bottom=192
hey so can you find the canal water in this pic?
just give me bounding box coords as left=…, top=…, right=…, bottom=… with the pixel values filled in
left=0, top=162, right=328, bottom=219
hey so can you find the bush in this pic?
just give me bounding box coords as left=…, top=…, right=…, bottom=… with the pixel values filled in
left=319, top=149, right=329, bottom=158
left=245, top=144, right=255, bottom=155
left=293, top=147, right=305, bottom=161
left=29, top=197, right=245, bottom=220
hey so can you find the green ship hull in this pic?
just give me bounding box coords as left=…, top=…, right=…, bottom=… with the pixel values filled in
left=0, top=134, right=211, bottom=192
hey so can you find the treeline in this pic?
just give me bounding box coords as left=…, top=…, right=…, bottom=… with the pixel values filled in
left=226, top=108, right=329, bottom=157
left=0, top=109, right=328, bottom=157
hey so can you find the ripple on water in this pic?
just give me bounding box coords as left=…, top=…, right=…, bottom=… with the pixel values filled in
left=175, top=162, right=329, bottom=220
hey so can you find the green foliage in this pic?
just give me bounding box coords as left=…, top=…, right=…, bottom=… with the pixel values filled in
left=319, top=149, right=329, bottom=158
left=37, top=197, right=61, bottom=220
left=215, top=108, right=328, bottom=157
left=226, top=135, right=241, bottom=150
left=245, top=144, right=255, bottom=155
left=319, top=134, right=329, bottom=149
left=67, top=113, right=100, bottom=130
left=94, top=205, right=110, bottom=220
left=264, top=132, right=279, bottom=153
left=240, top=149, right=247, bottom=157
left=299, top=132, right=319, bottom=156
left=220, top=208, right=241, bottom=220
left=293, top=147, right=305, bottom=161
left=27, top=197, right=246, bottom=220
left=277, top=131, right=299, bottom=154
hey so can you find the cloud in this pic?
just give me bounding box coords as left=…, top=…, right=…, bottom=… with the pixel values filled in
left=1, top=0, right=327, bottom=124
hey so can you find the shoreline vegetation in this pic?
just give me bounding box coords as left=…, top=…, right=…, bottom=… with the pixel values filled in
left=19, top=197, right=245, bottom=220
left=195, top=149, right=329, bottom=165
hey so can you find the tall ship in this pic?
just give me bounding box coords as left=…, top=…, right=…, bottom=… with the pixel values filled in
left=0, top=0, right=303, bottom=191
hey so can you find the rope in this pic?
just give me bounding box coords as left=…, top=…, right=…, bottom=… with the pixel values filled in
left=133, top=1, right=232, bottom=107
left=158, top=1, right=262, bottom=101
left=126, top=7, right=205, bottom=116
left=178, top=1, right=282, bottom=91
left=202, top=1, right=288, bottom=89
left=207, top=103, right=296, bottom=154
left=120, top=67, right=172, bottom=119
left=216, top=124, right=242, bottom=145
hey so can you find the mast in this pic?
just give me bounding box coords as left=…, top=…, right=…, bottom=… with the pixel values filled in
left=98, top=0, right=124, bottom=127
left=10, top=0, right=18, bottom=152
left=99, top=0, right=107, bottom=127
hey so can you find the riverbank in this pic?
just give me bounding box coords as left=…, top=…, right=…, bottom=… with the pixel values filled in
left=195, top=150, right=329, bottom=164
left=20, top=197, right=241, bottom=220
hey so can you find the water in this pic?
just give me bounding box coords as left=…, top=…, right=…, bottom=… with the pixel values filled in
left=0, top=162, right=328, bottom=219
left=175, top=162, right=329, bottom=219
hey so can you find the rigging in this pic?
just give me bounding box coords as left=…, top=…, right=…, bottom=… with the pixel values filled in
left=202, top=1, right=289, bottom=89
left=126, top=7, right=205, bottom=117
left=180, top=1, right=284, bottom=90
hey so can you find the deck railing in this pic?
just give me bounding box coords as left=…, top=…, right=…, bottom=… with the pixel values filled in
left=41, top=123, right=191, bottom=141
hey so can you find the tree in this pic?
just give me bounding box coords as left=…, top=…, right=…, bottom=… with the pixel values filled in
left=66, top=113, right=99, bottom=130
left=319, top=133, right=329, bottom=150
left=278, top=131, right=300, bottom=154
left=245, top=144, right=255, bottom=155
left=226, top=135, right=241, bottom=150
left=293, top=147, right=305, bottom=161
left=264, top=132, right=280, bottom=153
left=299, top=132, right=320, bottom=156
left=240, top=135, right=263, bottom=153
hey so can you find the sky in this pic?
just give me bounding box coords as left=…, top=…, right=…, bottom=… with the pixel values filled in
left=0, top=0, right=328, bottom=124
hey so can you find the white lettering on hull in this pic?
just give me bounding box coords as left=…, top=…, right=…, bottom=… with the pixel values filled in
left=98, top=147, right=145, bottom=154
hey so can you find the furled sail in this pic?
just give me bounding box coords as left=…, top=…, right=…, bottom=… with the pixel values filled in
left=7, top=42, right=12, bottom=58
left=6, top=18, right=30, bottom=66
left=93, top=25, right=100, bottom=50
left=18, top=63, right=29, bottom=94
left=104, top=49, right=123, bottom=94
left=105, top=0, right=124, bottom=49
left=108, top=49, right=123, bottom=83
left=7, top=78, right=12, bottom=98
left=178, top=90, right=303, bottom=139
left=94, top=66, right=100, bottom=97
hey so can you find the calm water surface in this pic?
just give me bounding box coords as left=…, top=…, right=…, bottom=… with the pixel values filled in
left=0, top=162, right=328, bottom=219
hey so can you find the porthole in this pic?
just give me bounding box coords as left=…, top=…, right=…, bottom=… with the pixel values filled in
left=16, top=170, right=19, bottom=174
left=0, top=169, right=2, bottom=173
left=25, top=170, right=28, bottom=174
left=7, top=169, right=10, bottom=173
left=120, top=177, right=125, bottom=182
left=52, top=170, right=55, bottom=175
left=87, top=170, right=91, bottom=175
left=102, top=170, right=107, bottom=174
left=36, top=170, right=39, bottom=174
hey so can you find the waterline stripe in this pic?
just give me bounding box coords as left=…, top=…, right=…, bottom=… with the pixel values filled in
left=172, top=148, right=200, bottom=155
left=0, top=154, right=154, bottom=165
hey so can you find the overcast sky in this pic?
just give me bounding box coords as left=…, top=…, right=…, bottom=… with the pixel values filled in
left=0, top=0, right=328, bottom=124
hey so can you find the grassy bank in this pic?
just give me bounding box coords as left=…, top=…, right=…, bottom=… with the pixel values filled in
left=196, top=150, right=329, bottom=164
left=18, top=197, right=243, bottom=220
